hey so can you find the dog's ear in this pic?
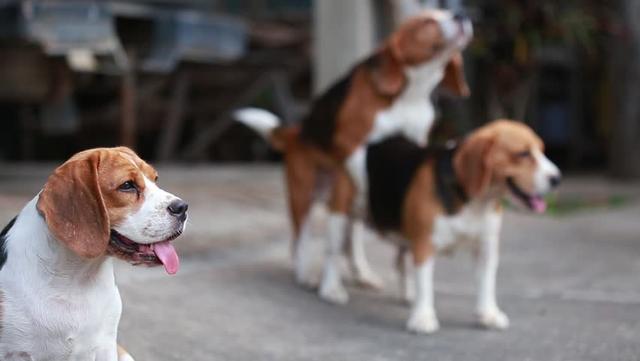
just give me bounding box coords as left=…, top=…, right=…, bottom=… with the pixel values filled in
left=370, top=45, right=406, bottom=97
left=112, top=146, right=138, bottom=158
left=454, top=133, right=494, bottom=198
left=440, top=51, right=470, bottom=97
left=37, top=152, right=109, bottom=258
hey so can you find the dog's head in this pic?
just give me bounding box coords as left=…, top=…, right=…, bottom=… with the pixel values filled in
left=372, top=9, right=473, bottom=97
left=37, top=147, right=187, bottom=274
left=454, top=120, right=561, bottom=212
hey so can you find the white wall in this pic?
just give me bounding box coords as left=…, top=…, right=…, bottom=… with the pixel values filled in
left=313, top=0, right=375, bottom=95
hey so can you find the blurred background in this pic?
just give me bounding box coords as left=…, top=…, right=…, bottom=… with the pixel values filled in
left=0, top=0, right=637, bottom=178
left=0, top=1, right=638, bottom=360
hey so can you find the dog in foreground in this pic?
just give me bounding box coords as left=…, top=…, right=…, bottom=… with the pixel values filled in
left=240, top=119, right=561, bottom=333
left=0, top=147, right=187, bottom=360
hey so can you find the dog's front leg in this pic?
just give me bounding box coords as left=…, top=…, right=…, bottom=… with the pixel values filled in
left=475, top=213, right=509, bottom=330
left=395, top=246, right=415, bottom=303
left=406, top=239, right=439, bottom=334
left=319, top=213, right=350, bottom=304
left=293, top=219, right=316, bottom=288
left=348, top=219, right=384, bottom=290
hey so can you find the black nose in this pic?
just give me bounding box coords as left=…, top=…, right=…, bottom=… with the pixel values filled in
left=453, top=11, right=468, bottom=22
left=168, top=200, right=188, bottom=219
left=549, top=175, right=562, bottom=188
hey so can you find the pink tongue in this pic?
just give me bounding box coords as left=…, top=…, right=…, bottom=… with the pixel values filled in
left=153, top=241, right=180, bottom=275
left=530, top=197, right=547, bottom=214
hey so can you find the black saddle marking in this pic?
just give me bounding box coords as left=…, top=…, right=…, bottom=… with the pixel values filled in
left=367, top=136, right=468, bottom=232
left=367, top=136, right=430, bottom=231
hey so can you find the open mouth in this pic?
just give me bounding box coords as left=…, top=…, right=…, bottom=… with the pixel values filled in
left=108, top=230, right=182, bottom=275
left=507, top=178, right=547, bottom=213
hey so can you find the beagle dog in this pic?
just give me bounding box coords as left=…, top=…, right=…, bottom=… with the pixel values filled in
left=0, top=147, right=188, bottom=360
left=235, top=9, right=473, bottom=294
left=323, top=120, right=561, bottom=333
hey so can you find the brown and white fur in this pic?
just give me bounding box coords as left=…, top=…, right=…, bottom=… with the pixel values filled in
left=0, top=147, right=187, bottom=360
left=336, top=120, right=560, bottom=333
left=235, top=9, right=472, bottom=294
left=244, top=120, right=560, bottom=333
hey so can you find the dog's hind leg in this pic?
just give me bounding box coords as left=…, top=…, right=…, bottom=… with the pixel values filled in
left=319, top=212, right=350, bottom=304
left=293, top=217, right=315, bottom=288
left=319, top=170, right=355, bottom=304
left=285, top=149, right=319, bottom=288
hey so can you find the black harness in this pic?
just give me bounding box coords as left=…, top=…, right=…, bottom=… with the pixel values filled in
left=434, top=140, right=468, bottom=215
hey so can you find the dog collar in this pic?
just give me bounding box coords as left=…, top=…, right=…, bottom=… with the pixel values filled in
left=434, top=140, right=468, bottom=214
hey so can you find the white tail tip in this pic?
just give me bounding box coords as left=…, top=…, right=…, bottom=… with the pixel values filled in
left=233, top=107, right=280, bottom=140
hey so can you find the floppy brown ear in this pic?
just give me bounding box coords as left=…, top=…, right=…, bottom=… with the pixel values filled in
left=440, top=52, right=470, bottom=97
left=454, top=133, right=494, bottom=198
left=370, top=45, right=406, bottom=97
left=37, top=153, right=109, bottom=258
left=112, top=146, right=137, bottom=158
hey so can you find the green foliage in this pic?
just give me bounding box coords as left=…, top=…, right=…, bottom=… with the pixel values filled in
left=467, top=0, right=601, bottom=65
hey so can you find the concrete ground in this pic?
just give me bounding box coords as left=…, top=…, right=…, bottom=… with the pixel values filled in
left=0, top=164, right=639, bottom=361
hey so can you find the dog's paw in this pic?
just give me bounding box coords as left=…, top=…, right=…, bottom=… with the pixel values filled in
left=406, top=310, right=440, bottom=334
left=295, top=272, right=319, bottom=290
left=319, top=281, right=349, bottom=305
left=477, top=308, right=510, bottom=330
left=353, top=270, right=385, bottom=291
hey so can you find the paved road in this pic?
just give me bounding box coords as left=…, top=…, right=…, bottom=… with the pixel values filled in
left=1, top=165, right=639, bottom=361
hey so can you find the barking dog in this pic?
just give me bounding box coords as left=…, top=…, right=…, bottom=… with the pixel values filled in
left=0, top=147, right=187, bottom=360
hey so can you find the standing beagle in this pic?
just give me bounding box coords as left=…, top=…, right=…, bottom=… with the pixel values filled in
left=235, top=9, right=472, bottom=295
left=0, top=147, right=187, bottom=360
left=324, top=120, right=561, bottom=333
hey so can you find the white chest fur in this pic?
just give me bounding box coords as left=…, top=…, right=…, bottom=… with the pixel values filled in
left=368, top=60, right=446, bottom=146
left=345, top=60, right=447, bottom=201
left=431, top=200, right=503, bottom=253
left=378, top=200, right=502, bottom=252
left=0, top=197, right=122, bottom=361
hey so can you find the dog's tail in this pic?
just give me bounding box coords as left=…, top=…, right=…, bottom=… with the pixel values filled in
left=234, top=108, right=289, bottom=151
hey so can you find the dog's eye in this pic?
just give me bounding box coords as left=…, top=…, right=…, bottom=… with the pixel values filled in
left=515, top=150, right=532, bottom=159
left=118, top=181, right=137, bottom=192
